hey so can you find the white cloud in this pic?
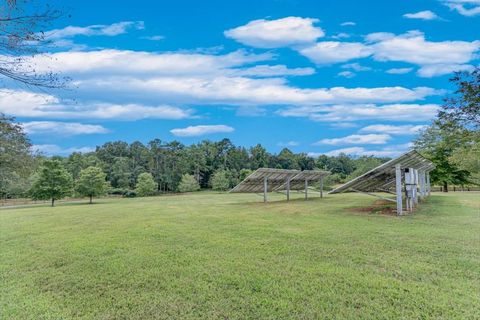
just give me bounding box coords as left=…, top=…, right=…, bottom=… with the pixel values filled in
left=224, top=17, right=324, bottom=48
left=277, top=103, right=439, bottom=122
left=386, top=67, right=414, bottom=74
left=331, top=33, right=350, bottom=39
left=235, top=106, right=266, bottom=117
left=230, top=64, right=315, bottom=77
left=441, top=0, right=480, bottom=16
left=403, top=10, right=440, bottom=20
left=338, top=71, right=356, bottom=78
left=315, top=134, right=391, bottom=145
left=33, top=144, right=95, bottom=156
left=417, top=63, right=475, bottom=77
left=298, top=41, right=373, bottom=64
left=1, top=46, right=443, bottom=124
left=45, top=21, right=144, bottom=40
left=341, top=21, right=356, bottom=26
left=369, top=30, right=480, bottom=66
left=0, top=89, right=193, bottom=120
left=28, top=49, right=273, bottom=76
left=23, top=121, right=109, bottom=135
left=330, top=122, right=358, bottom=129
left=4, top=48, right=442, bottom=111
left=342, top=63, right=372, bottom=72
left=74, top=77, right=439, bottom=106
left=360, top=124, right=427, bottom=135
left=277, top=141, right=300, bottom=147
left=309, top=143, right=413, bottom=157
left=142, top=35, right=165, bottom=41
left=170, top=125, right=234, bottom=137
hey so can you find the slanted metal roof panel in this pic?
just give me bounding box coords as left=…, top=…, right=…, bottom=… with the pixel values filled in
left=230, top=168, right=330, bottom=193
left=329, top=150, right=435, bottom=194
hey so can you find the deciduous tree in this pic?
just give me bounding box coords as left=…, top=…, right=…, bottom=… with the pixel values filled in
left=210, top=170, right=230, bottom=191
left=178, top=174, right=200, bottom=193
left=30, top=159, right=73, bottom=206
left=76, top=166, right=110, bottom=204
left=135, top=172, right=157, bottom=196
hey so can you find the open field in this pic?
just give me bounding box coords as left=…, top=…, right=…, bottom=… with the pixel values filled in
left=1, top=192, right=479, bottom=319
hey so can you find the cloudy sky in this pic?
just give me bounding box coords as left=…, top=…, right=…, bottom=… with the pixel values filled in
left=2, top=0, right=479, bottom=157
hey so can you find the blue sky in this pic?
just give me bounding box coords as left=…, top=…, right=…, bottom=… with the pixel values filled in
left=2, top=0, right=479, bottom=157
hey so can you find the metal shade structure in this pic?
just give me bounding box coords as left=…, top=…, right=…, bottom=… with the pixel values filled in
left=329, top=150, right=435, bottom=215
left=230, top=168, right=330, bottom=202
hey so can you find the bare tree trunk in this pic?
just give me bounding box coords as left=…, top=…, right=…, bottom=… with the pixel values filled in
left=89, top=195, right=93, bottom=204
left=51, top=198, right=55, bottom=207
left=443, top=182, right=448, bottom=192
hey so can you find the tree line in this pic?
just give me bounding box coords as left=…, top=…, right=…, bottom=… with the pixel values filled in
left=1, top=68, right=478, bottom=204
left=1, top=115, right=392, bottom=205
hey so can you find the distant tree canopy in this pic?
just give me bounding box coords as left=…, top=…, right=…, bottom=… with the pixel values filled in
left=0, top=137, right=392, bottom=199
left=415, top=68, right=480, bottom=190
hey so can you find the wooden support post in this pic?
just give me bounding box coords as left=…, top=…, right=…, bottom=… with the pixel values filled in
left=286, top=177, right=290, bottom=201
left=304, top=179, right=308, bottom=200
left=395, top=164, right=402, bottom=216
left=320, top=177, right=324, bottom=198
left=263, top=176, right=268, bottom=203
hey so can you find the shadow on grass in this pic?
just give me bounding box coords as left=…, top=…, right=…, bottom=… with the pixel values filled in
left=226, top=194, right=332, bottom=207
left=0, top=199, right=114, bottom=211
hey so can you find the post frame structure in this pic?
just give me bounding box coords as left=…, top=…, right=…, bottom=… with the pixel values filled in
left=329, top=150, right=435, bottom=215
left=230, top=168, right=330, bottom=202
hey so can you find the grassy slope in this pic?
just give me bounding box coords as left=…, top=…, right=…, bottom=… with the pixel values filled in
left=1, top=192, right=479, bottom=319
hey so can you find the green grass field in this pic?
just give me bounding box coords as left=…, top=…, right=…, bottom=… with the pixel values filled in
left=1, top=192, right=479, bottom=319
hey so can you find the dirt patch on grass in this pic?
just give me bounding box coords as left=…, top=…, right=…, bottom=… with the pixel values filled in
left=348, top=200, right=396, bottom=216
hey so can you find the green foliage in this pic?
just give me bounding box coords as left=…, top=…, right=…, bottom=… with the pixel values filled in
left=178, top=174, right=200, bottom=193
left=438, top=68, right=479, bottom=131
left=29, top=159, right=73, bottom=206
left=210, top=170, right=230, bottom=191
left=19, top=137, right=397, bottom=196
left=348, top=156, right=386, bottom=179
left=239, top=168, right=253, bottom=181
left=449, top=140, right=480, bottom=185
left=76, top=166, right=110, bottom=203
left=0, top=114, right=35, bottom=198
left=322, top=173, right=344, bottom=191
left=276, top=148, right=299, bottom=169
left=316, top=153, right=356, bottom=178
left=414, top=68, right=480, bottom=190
left=415, top=123, right=471, bottom=191
left=135, top=172, right=157, bottom=196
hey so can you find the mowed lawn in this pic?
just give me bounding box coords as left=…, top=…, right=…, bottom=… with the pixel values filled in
left=1, top=192, right=479, bottom=319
